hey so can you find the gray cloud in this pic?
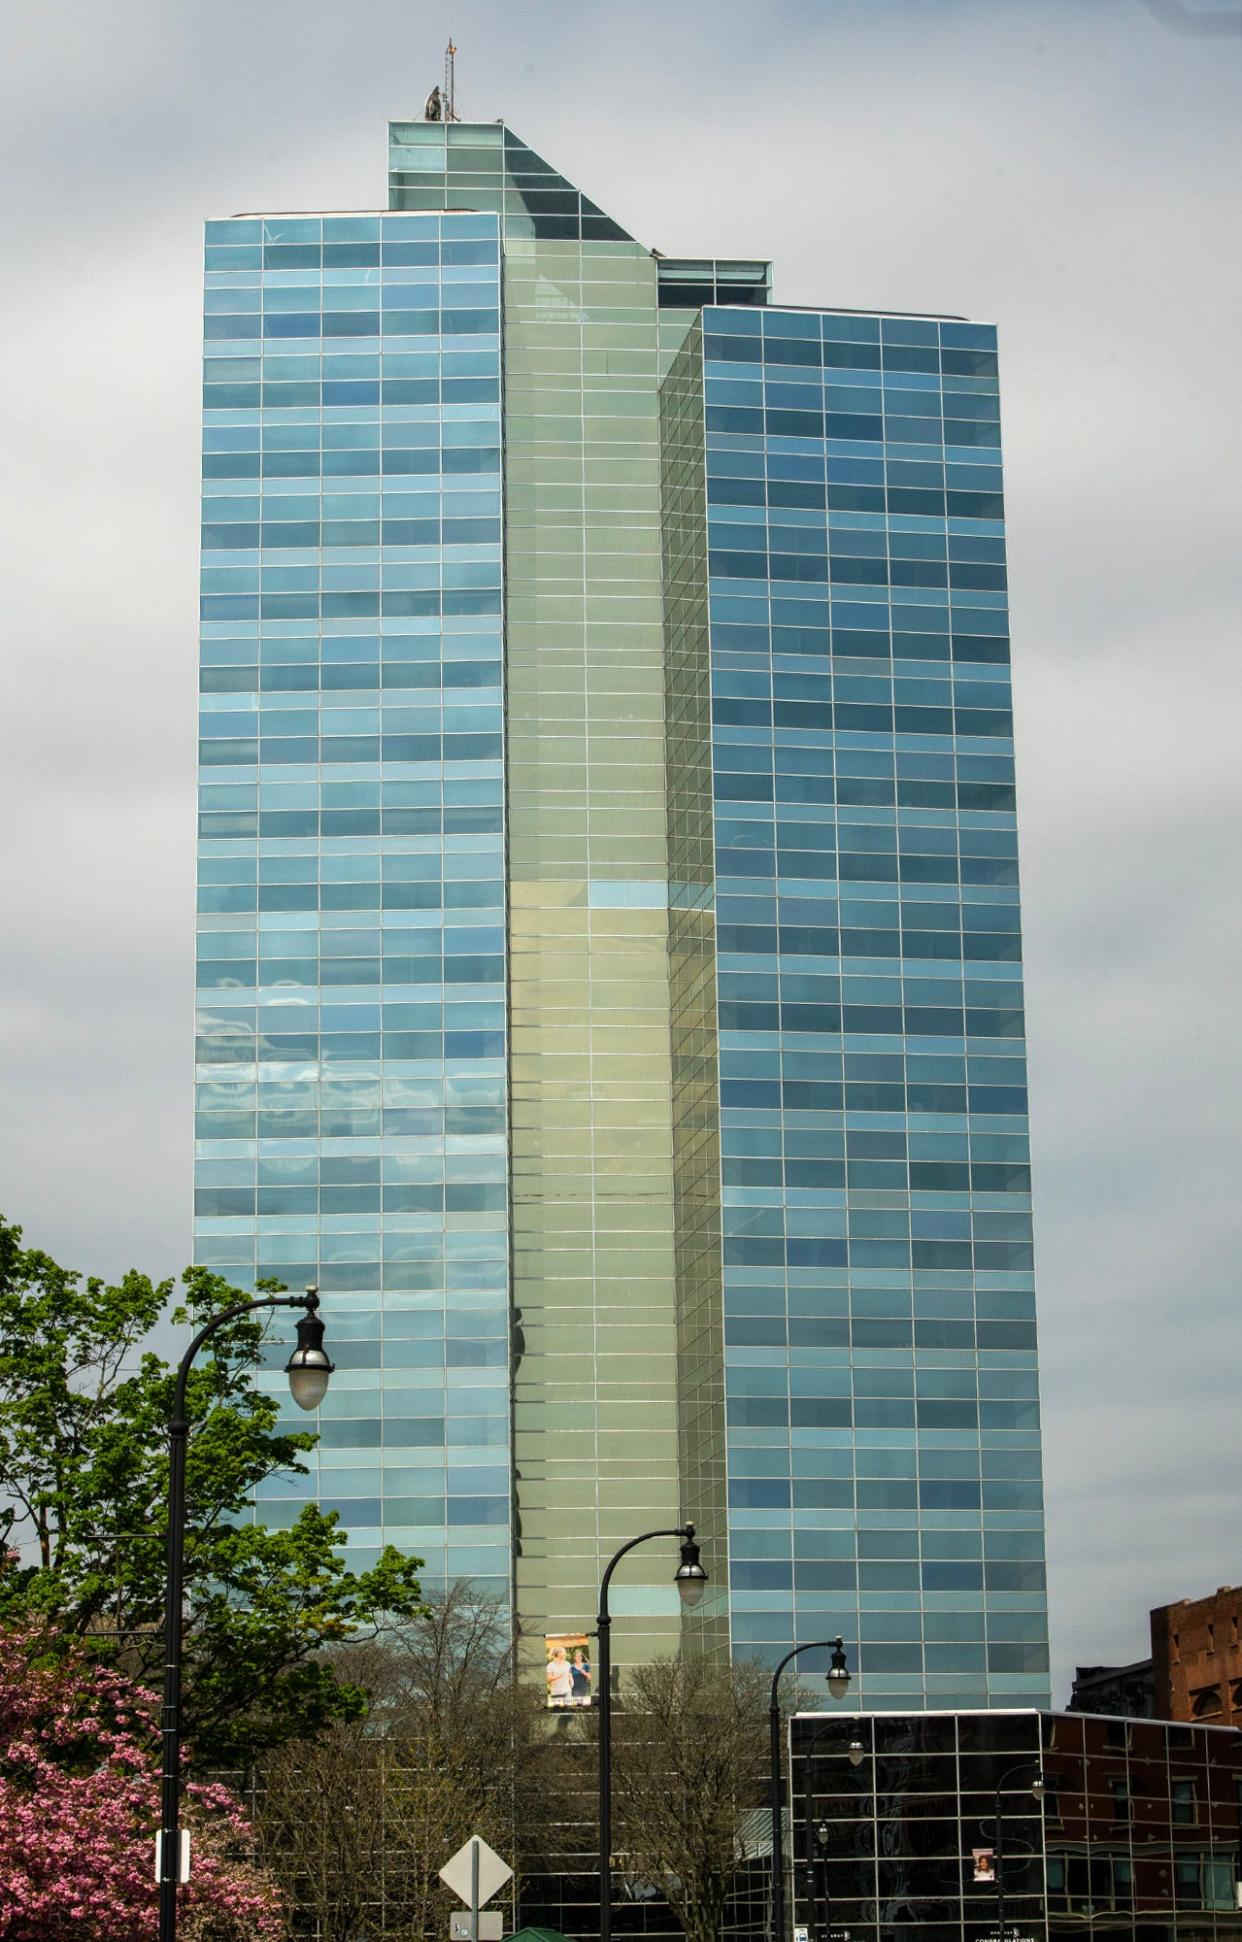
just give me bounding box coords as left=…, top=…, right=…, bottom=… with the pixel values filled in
left=1, top=0, right=1239, bottom=1704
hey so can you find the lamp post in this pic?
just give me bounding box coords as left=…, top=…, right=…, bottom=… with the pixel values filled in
left=158, top=1285, right=333, bottom=1942
left=596, top=1523, right=708, bottom=1942
left=983, top=1762, right=1044, bottom=1942
left=800, top=1727, right=865, bottom=1942
left=768, top=1638, right=852, bottom=1942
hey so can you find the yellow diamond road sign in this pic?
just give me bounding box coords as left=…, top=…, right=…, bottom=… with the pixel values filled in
left=439, top=1836, right=512, bottom=1909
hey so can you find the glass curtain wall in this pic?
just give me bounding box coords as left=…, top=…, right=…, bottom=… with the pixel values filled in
left=386, top=117, right=720, bottom=1663
left=195, top=209, right=511, bottom=1593
left=696, top=304, right=1048, bottom=1707
left=196, top=120, right=1050, bottom=1703
left=792, top=1709, right=1242, bottom=1942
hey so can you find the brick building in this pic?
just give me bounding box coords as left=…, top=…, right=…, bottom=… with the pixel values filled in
left=1152, top=1583, right=1242, bottom=1727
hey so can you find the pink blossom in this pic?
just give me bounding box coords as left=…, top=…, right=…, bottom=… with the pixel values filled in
left=0, top=1625, right=284, bottom=1940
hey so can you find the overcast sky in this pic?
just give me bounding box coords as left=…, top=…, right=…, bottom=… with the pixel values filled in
left=1, top=0, right=1239, bottom=1704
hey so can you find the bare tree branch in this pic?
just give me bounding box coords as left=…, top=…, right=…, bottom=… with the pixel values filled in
left=609, top=1655, right=771, bottom=1942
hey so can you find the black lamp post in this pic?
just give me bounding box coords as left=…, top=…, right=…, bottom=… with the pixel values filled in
left=800, top=1727, right=865, bottom=1942
left=596, top=1524, right=707, bottom=1942
left=768, top=1639, right=852, bottom=1942
left=157, top=1285, right=333, bottom=1942
left=983, top=1762, right=1044, bottom=1942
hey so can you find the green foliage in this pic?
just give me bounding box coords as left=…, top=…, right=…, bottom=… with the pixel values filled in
left=0, top=1216, right=424, bottom=1766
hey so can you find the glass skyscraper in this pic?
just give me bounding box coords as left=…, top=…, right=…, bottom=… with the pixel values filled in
left=195, top=119, right=1049, bottom=1708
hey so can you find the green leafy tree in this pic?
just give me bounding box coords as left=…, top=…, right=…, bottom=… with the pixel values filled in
left=0, top=1215, right=424, bottom=1766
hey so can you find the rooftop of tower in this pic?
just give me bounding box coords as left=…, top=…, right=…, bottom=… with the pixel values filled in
left=386, top=117, right=774, bottom=307
left=385, top=118, right=973, bottom=321
left=388, top=118, right=638, bottom=241
left=220, top=117, right=967, bottom=322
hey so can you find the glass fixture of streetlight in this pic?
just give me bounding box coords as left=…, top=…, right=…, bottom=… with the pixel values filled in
left=827, top=1638, right=851, bottom=1700
left=848, top=1739, right=865, bottom=1768
left=284, top=1286, right=335, bottom=1411
left=675, top=1529, right=708, bottom=1608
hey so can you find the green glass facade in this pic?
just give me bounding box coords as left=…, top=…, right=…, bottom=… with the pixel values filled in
left=195, top=119, right=1048, bottom=1705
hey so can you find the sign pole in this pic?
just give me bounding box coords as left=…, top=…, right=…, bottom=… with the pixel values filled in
left=439, top=1829, right=512, bottom=1941
left=471, top=1837, right=480, bottom=1942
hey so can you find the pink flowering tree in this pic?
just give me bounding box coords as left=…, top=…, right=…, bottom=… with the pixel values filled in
left=0, top=1620, right=284, bottom=1941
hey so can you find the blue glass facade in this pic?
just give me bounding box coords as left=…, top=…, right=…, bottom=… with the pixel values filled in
left=704, top=305, right=1048, bottom=1706
left=195, top=210, right=511, bottom=1594
left=194, top=125, right=1048, bottom=1704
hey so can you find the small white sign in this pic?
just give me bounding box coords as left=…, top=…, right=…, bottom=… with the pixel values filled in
left=153, top=1830, right=190, bottom=1884
left=794, top=1928, right=809, bottom=1942
left=450, top=1915, right=504, bottom=1939
left=439, top=1836, right=512, bottom=1909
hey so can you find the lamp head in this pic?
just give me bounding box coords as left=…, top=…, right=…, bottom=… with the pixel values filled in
left=826, top=1638, right=851, bottom=1701
left=1030, top=1777, right=1045, bottom=1802
left=848, top=1739, right=865, bottom=1768
left=284, top=1287, right=334, bottom=1411
left=675, top=1526, right=709, bottom=1609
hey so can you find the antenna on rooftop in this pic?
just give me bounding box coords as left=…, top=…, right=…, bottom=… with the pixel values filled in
left=445, top=38, right=459, bottom=120
left=422, top=39, right=460, bottom=122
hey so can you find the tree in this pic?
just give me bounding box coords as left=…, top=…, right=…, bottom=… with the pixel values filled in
left=609, top=1654, right=771, bottom=1942
left=0, top=1619, right=283, bottom=1941
left=0, top=1215, right=425, bottom=1765
left=254, top=1587, right=555, bottom=1942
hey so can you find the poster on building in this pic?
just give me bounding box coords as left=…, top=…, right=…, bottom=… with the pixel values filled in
left=971, top=1848, right=996, bottom=1884
left=545, top=1633, right=592, bottom=1709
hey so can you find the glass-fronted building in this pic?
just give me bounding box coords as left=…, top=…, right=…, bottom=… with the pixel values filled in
left=791, top=1710, right=1242, bottom=1942
left=197, top=206, right=511, bottom=1596
left=195, top=118, right=1048, bottom=1704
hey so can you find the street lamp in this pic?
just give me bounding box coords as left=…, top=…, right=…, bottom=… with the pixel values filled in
left=284, top=1300, right=335, bottom=1409
left=800, top=1726, right=868, bottom=1942
left=597, top=1524, right=707, bottom=1942
left=980, top=1762, right=1044, bottom=1942
left=767, top=1638, right=853, bottom=1942
left=158, top=1285, right=333, bottom=1942
left=826, top=1641, right=851, bottom=1701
